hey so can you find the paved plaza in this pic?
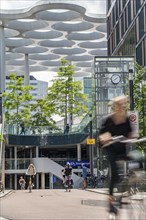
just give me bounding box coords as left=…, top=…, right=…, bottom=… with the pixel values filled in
left=1, top=188, right=146, bottom=220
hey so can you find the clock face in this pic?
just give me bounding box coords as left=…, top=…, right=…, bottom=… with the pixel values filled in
left=111, top=74, right=121, bottom=84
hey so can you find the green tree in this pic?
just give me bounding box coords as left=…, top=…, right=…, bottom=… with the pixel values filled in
left=2, top=74, right=33, bottom=133
left=133, top=64, right=146, bottom=170
left=30, top=98, right=59, bottom=133
left=47, top=58, right=89, bottom=127
left=133, top=64, right=146, bottom=138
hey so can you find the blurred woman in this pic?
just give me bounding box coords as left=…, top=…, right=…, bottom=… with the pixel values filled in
left=99, top=95, right=133, bottom=214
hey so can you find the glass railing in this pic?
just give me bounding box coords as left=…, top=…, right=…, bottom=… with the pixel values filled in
left=5, top=158, right=31, bottom=170
left=5, top=108, right=95, bottom=136
left=71, top=108, right=96, bottom=133
left=5, top=120, right=89, bottom=135
left=5, top=124, right=64, bottom=135
left=5, top=158, right=89, bottom=170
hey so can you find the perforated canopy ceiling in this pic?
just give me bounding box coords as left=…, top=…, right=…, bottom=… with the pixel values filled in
left=0, top=0, right=107, bottom=79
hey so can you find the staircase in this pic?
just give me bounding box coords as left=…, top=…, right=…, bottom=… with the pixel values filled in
left=32, top=157, right=82, bottom=188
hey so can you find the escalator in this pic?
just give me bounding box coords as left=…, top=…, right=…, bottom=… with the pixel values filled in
left=32, top=157, right=82, bottom=188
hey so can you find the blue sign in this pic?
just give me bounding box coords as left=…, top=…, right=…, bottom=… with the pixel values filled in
left=53, top=176, right=57, bottom=183
left=66, top=161, right=90, bottom=168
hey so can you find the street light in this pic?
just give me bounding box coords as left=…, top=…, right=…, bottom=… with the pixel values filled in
left=89, top=113, right=94, bottom=177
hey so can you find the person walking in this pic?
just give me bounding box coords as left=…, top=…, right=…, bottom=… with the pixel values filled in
left=61, top=168, right=66, bottom=184
left=98, top=95, right=134, bottom=214
left=19, top=176, right=26, bottom=190
left=20, top=122, right=25, bottom=135
left=64, top=124, right=70, bottom=134
left=82, top=163, right=87, bottom=189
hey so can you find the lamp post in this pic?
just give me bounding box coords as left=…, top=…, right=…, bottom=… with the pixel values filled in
left=89, top=113, right=94, bottom=177
left=129, top=69, right=134, bottom=111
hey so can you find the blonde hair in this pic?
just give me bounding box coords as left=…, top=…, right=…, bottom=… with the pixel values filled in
left=111, top=95, right=129, bottom=111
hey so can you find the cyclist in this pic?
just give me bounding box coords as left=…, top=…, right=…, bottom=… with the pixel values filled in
left=64, top=162, right=73, bottom=192
left=99, top=95, right=134, bottom=214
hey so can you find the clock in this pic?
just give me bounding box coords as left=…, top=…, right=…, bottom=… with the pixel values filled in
left=111, top=74, right=121, bottom=85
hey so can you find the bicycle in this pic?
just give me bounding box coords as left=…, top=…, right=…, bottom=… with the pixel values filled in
left=64, top=175, right=73, bottom=192
left=101, top=136, right=146, bottom=220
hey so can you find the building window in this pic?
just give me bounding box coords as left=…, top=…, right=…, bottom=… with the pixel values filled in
left=125, top=8, right=128, bottom=30
left=116, top=0, right=119, bottom=21
left=121, top=14, right=125, bottom=36
left=139, top=8, right=144, bottom=40
left=107, top=17, right=110, bottom=36
left=122, top=0, right=127, bottom=9
left=136, top=43, right=142, bottom=65
left=127, top=1, right=132, bottom=26
left=136, top=0, right=141, bottom=13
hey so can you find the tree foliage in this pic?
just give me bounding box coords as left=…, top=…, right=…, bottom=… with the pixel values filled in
left=133, top=64, right=146, bottom=137
left=2, top=73, right=58, bottom=133
left=30, top=98, right=59, bottom=133
left=133, top=64, right=146, bottom=154
left=47, top=58, right=89, bottom=125
left=2, top=74, right=33, bottom=126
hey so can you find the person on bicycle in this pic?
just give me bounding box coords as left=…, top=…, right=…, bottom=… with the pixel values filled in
left=99, top=95, right=134, bottom=213
left=64, top=162, right=73, bottom=191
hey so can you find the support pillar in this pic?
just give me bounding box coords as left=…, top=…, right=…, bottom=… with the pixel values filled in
left=24, top=54, right=30, bottom=86
left=41, top=173, right=45, bottom=189
left=36, top=146, right=39, bottom=158
left=14, top=174, right=17, bottom=190
left=49, top=173, right=53, bottom=189
left=14, top=146, right=17, bottom=170
left=77, top=144, right=81, bottom=161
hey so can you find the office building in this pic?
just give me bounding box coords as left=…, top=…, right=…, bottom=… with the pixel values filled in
left=83, top=77, right=93, bottom=110
left=107, top=0, right=146, bottom=67
left=6, top=75, right=48, bottom=103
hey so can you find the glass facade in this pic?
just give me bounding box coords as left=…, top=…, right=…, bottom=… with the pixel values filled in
left=83, top=77, right=93, bottom=109
left=93, top=56, right=134, bottom=130
left=93, top=56, right=134, bottom=170
left=107, top=0, right=146, bottom=67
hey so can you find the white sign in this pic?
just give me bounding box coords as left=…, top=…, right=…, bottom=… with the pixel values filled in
left=128, top=111, right=139, bottom=138
left=26, top=164, right=36, bottom=176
